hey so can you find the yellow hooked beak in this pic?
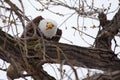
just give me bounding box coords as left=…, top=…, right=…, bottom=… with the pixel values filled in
left=46, top=22, right=54, bottom=30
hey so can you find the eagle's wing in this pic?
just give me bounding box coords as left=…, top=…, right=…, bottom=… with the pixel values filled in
left=51, top=28, right=62, bottom=42
left=21, top=16, right=43, bottom=38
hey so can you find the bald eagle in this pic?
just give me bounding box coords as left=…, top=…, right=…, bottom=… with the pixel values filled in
left=21, top=16, right=62, bottom=42
left=7, top=16, right=62, bottom=80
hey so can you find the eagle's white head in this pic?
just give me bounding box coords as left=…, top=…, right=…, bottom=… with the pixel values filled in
left=38, top=19, right=57, bottom=39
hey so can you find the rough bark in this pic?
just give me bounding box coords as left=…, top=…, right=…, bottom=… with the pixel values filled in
left=0, top=29, right=119, bottom=70
left=0, top=28, right=120, bottom=79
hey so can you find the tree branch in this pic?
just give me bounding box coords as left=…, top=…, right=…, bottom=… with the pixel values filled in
left=0, top=29, right=119, bottom=72
left=83, top=70, right=120, bottom=80
left=95, top=9, right=120, bottom=50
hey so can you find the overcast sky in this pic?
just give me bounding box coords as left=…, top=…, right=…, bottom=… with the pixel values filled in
left=0, top=0, right=120, bottom=80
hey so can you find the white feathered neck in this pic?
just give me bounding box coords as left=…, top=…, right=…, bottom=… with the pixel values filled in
left=38, top=19, right=57, bottom=38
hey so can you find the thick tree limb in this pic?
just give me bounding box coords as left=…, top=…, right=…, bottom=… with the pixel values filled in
left=0, top=30, right=120, bottom=72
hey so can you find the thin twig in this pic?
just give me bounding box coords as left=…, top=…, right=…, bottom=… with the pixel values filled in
left=72, top=27, right=95, bottom=39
